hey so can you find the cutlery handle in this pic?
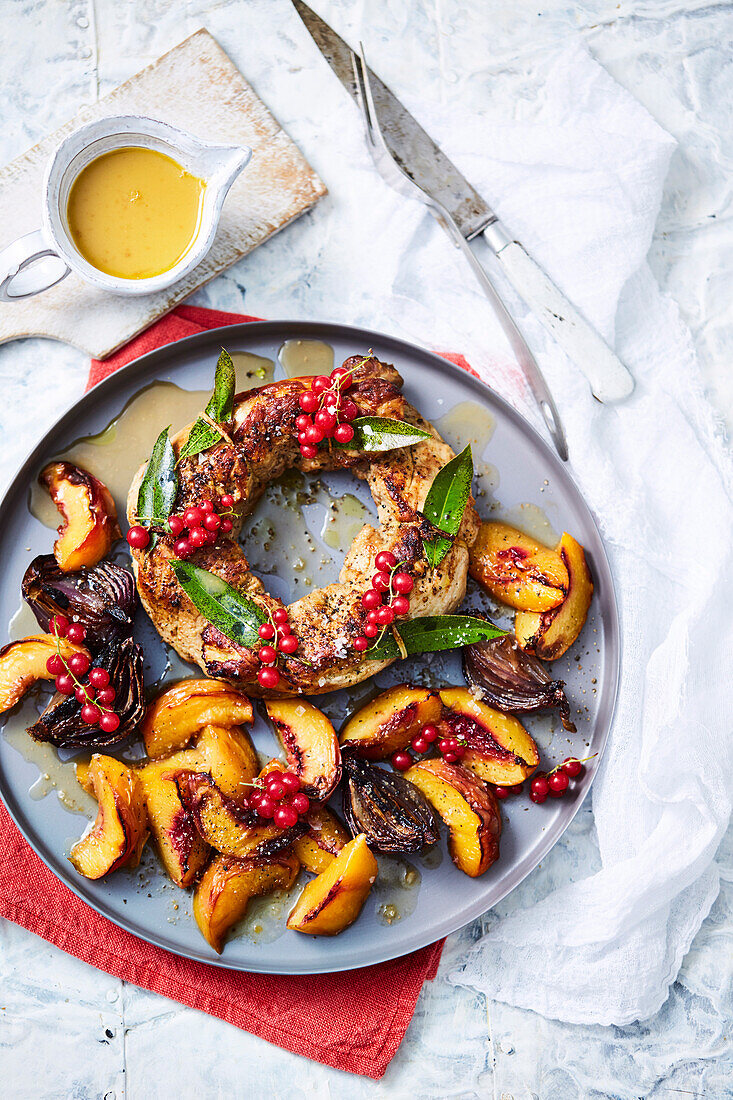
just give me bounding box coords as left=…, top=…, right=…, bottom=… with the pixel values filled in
left=483, top=226, right=634, bottom=403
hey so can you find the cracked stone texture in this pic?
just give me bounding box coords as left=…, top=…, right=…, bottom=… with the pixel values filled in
left=0, top=1, right=731, bottom=1097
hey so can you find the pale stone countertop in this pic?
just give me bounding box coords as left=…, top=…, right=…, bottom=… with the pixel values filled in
left=0, top=2, right=731, bottom=1098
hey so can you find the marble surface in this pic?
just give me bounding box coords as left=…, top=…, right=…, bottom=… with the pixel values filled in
left=0, top=1, right=731, bottom=1097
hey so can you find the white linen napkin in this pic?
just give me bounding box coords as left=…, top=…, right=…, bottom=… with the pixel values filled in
left=429, top=44, right=733, bottom=1026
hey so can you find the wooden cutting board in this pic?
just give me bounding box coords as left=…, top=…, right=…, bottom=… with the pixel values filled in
left=0, top=29, right=326, bottom=359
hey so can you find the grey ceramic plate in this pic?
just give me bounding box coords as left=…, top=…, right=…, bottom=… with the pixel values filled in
left=0, top=321, right=619, bottom=974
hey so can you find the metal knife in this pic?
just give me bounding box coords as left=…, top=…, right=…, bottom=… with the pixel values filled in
left=291, top=1, right=635, bottom=418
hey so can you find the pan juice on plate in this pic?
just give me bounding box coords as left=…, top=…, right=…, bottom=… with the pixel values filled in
left=67, top=147, right=205, bottom=279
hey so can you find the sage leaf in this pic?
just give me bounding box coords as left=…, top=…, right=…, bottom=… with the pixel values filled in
left=137, top=427, right=178, bottom=527
left=336, top=416, right=431, bottom=453
left=421, top=445, right=473, bottom=568
left=366, top=614, right=505, bottom=660
left=178, top=348, right=236, bottom=462
left=169, top=560, right=266, bottom=647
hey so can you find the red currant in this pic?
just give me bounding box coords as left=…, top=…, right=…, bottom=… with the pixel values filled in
left=299, top=391, right=319, bottom=413
left=274, top=805, right=299, bottom=829
left=88, top=667, right=110, bottom=688
left=173, top=537, right=192, bottom=558
left=204, top=513, right=221, bottom=532
left=280, top=772, right=300, bottom=793
left=330, top=367, right=352, bottom=388
left=279, top=634, right=299, bottom=654
left=100, top=712, right=121, bottom=733
left=126, top=525, right=150, bottom=550
left=374, top=550, right=397, bottom=571
left=66, top=623, right=87, bottom=644
left=75, top=685, right=93, bottom=704
left=511, top=783, right=524, bottom=795
left=305, top=424, right=325, bottom=445
left=443, top=751, right=458, bottom=762
left=373, top=571, right=391, bottom=591
left=438, top=738, right=455, bottom=755
left=200, top=499, right=214, bottom=513
left=391, top=750, right=413, bottom=771
left=391, top=595, right=410, bottom=616
left=361, top=589, right=381, bottom=610
left=55, top=673, right=74, bottom=695
left=257, top=666, right=280, bottom=689
left=295, top=414, right=312, bottom=432
left=339, top=399, right=358, bottom=423
left=353, top=636, right=369, bottom=652
left=258, top=623, right=275, bottom=640
left=334, top=424, right=355, bottom=444
left=366, top=610, right=380, bottom=624
left=189, top=527, right=207, bottom=549
left=256, top=795, right=276, bottom=819
left=46, top=654, right=65, bottom=675
left=168, top=515, right=184, bottom=537
left=562, top=758, right=584, bottom=778
left=68, top=653, right=90, bottom=676
left=96, top=687, right=116, bottom=706
left=183, top=507, right=203, bottom=528
left=273, top=609, right=289, bottom=625
left=312, top=375, right=330, bottom=393
left=315, top=410, right=336, bottom=433
left=290, top=792, right=310, bottom=816
left=51, top=615, right=70, bottom=637
left=363, top=623, right=379, bottom=638
left=549, top=771, right=569, bottom=796
left=422, top=725, right=439, bottom=744
left=392, top=572, right=414, bottom=594
left=219, top=494, right=235, bottom=508
left=300, top=444, right=318, bottom=459
left=376, top=606, right=395, bottom=626
left=494, top=786, right=510, bottom=799
left=220, top=518, right=233, bottom=534
left=81, top=703, right=101, bottom=725
left=267, top=780, right=285, bottom=801
left=411, top=735, right=428, bottom=754
left=258, top=645, right=277, bottom=665
left=530, top=775, right=549, bottom=803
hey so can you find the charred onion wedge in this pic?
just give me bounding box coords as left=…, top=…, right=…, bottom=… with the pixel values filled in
left=463, top=635, right=575, bottom=732
left=341, top=753, right=439, bottom=854
left=22, top=555, right=136, bottom=651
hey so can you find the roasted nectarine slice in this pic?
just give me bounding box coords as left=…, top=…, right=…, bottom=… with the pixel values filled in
left=293, top=803, right=349, bottom=875
left=469, top=521, right=568, bottom=611
left=404, top=759, right=501, bottom=877
left=136, top=751, right=209, bottom=887
left=0, top=634, right=90, bottom=713
left=438, top=687, right=539, bottom=785
left=69, top=755, right=148, bottom=879
left=194, top=723, right=258, bottom=800
left=515, top=533, right=594, bottom=660
left=142, top=679, right=254, bottom=759
left=287, top=833, right=378, bottom=935
left=339, top=685, right=442, bottom=760
left=265, top=699, right=341, bottom=800
left=40, top=461, right=120, bottom=572
left=194, top=852, right=300, bottom=953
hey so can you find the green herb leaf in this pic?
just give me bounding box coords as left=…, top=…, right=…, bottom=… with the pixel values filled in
left=137, top=427, right=178, bottom=527
left=421, top=445, right=474, bottom=568
left=366, top=614, right=505, bottom=660
left=169, top=560, right=267, bottom=647
left=336, top=416, right=431, bottom=453
left=178, top=348, right=236, bottom=463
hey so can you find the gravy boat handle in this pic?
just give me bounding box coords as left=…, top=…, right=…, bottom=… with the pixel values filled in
left=0, top=229, right=70, bottom=301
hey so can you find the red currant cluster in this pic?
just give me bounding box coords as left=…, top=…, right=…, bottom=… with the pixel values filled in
left=255, top=608, right=299, bottom=690
left=127, top=495, right=236, bottom=557
left=45, top=616, right=120, bottom=733
left=390, top=725, right=467, bottom=771
left=493, top=782, right=526, bottom=800
left=529, top=757, right=585, bottom=803
left=246, top=768, right=310, bottom=828
left=295, top=366, right=359, bottom=458
left=355, top=552, right=415, bottom=652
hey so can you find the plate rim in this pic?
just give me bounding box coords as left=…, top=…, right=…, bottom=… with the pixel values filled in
left=0, top=319, right=620, bottom=973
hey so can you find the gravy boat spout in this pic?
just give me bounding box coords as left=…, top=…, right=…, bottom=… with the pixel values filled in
left=199, top=143, right=252, bottom=192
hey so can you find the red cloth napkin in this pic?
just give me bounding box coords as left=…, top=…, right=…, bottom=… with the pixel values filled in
left=0, top=305, right=449, bottom=1080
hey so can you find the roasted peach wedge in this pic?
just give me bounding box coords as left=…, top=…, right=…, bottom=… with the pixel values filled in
left=136, top=751, right=209, bottom=887
left=171, top=770, right=303, bottom=860
left=142, top=679, right=254, bottom=759
left=194, top=852, right=300, bottom=953
left=40, top=461, right=120, bottom=573
left=404, top=759, right=501, bottom=877
left=438, top=687, right=539, bottom=786
left=469, top=521, right=569, bottom=612
left=293, top=802, right=349, bottom=875
left=195, top=723, right=258, bottom=801
left=339, top=685, right=442, bottom=760
left=0, top=634, right=89, bottom=714
left=515, top=533, right=594, bottom=660
left=287, top=833, right=378, bottom=936
left=265, top=699, right=341, bottom=801
left=70, top=755, right=148, bottom=879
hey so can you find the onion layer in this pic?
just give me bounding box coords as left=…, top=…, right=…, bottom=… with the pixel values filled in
left=342, top=753, right=439, bottom=853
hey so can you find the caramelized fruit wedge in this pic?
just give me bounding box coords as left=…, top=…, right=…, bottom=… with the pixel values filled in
left=69, top=754, right=148, bottom=879
left=171, top=770, right=304, bottom=860
left=438, top=687, right=539, bottom=785
left=0, top=634, right=89, bottom=714
left=468, top=521, right=568, bottom=611
left=404, top=759, right=501, bottom=877
left=136, top=751, right=209, bottom=887
left=195, top=723, right=259, bottom=801
left=142, top=679, right=254, bottom=759
left=286, top=833, right=378, bottom=935
left=293, top=802, right=349, bottom=875
left=40, top=461, right=120, bottom=572
left=339, top=685, right=442, bottom=760
left=515, top=533, right=594, bottom=660
left=265, top=699, right=341, bottom=800
left=194, top=852, right=300, bottom=953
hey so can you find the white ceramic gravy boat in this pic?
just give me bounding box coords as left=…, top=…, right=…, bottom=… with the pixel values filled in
left=0, top=115, right=251, bottom=301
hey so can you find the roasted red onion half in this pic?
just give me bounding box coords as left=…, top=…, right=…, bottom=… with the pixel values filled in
left=342, top=753, right=439, bottom=854
left=463, top=635, right=576, bottom=732
left=22, top=554, right=137, bottom=651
